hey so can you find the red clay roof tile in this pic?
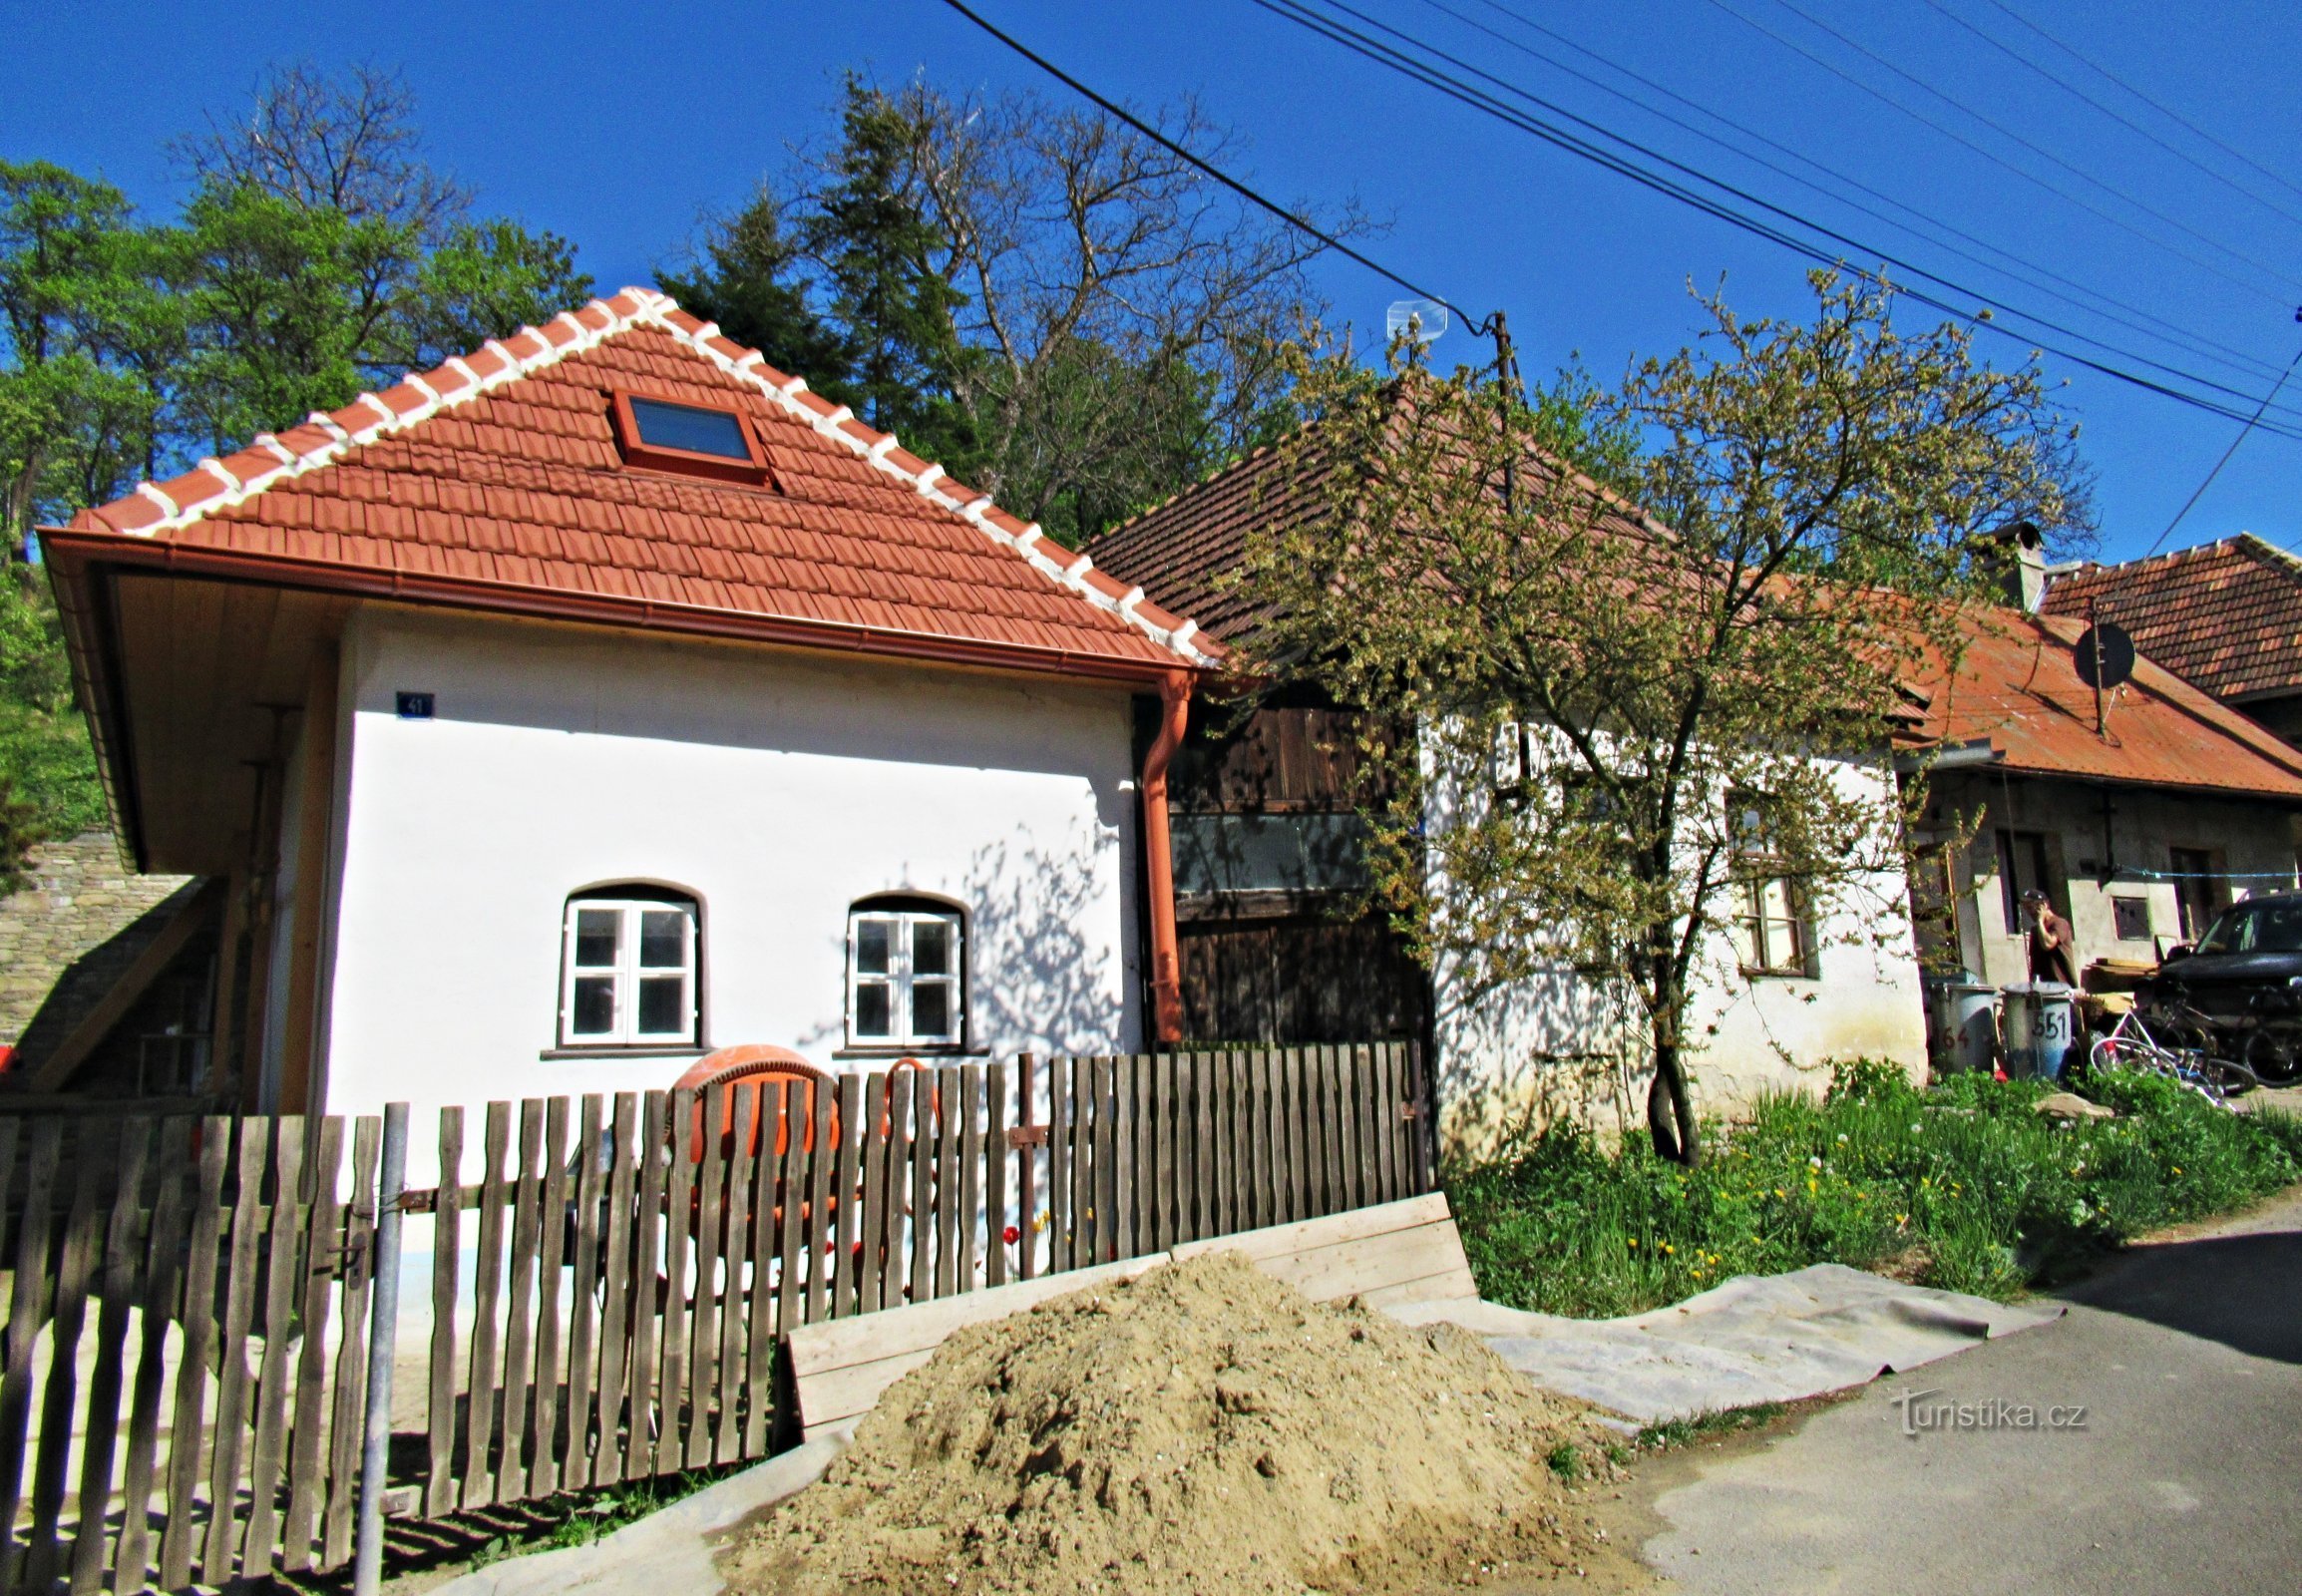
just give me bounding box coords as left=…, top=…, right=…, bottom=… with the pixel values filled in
left=55, top=288, right=1216, bottom=678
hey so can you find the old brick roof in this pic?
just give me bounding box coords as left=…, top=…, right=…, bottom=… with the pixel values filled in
left=2041, top=534, right=2302, bottom=703
left=1084, top=442, right=1334, bottom=648
left=1907, top=604, right=2302, bottom=799
left=46, top=286, right=1218, bottom=680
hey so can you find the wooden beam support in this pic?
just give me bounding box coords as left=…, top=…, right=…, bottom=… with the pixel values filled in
left=275, top=645, right=341, bottom=1115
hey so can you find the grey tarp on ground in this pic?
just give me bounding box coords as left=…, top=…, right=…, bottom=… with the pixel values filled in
left=1385, top=1264, right=2064, bottom=1424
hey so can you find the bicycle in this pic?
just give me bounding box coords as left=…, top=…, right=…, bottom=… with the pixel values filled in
left=2087, top=1002, right=2256, bottom=1109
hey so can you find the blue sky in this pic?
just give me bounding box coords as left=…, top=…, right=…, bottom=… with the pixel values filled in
left=7, top=0, right=2298, bottom=564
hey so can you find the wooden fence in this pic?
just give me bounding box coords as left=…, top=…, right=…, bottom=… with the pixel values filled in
left=0, top=1042, right=1430, bottom=1590
left=0, top=1113, right=382, bottom=1595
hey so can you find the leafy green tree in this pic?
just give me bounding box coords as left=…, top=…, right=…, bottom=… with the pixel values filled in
left=0, top=163, right=177, bottom=546
left=0, top=64, right=593, bottom=859
left=1247, top=273, right=2089, bottom=1165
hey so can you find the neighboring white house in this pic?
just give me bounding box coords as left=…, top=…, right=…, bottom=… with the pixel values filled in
left=1085, top=440, right=1930, bottom=1157
left=44, top=286, right=1220, bottom=1176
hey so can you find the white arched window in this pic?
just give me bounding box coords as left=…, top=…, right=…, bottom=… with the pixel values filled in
left=846, top=897, right=965, bottom=1050
left=560, top=888, right=700, bottom=1047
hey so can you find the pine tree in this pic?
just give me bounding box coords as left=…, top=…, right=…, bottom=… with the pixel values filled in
left=802, top=79, right=976, bottom=470
left=658, top=186, right=853, bottom=390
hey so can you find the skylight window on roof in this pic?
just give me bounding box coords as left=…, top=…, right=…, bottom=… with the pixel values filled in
left=630, top=397, right=751, bottom=460
left=608, top=389, right=772, bottom=486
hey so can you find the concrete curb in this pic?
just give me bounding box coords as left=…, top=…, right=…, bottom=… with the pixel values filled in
left=424, top=1437, right=845, bottom=1596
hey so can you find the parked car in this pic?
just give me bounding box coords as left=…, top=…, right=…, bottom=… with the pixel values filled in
left=2136, top=892, right=2302, bottom=1084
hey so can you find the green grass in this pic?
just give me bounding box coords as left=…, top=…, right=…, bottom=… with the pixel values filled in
left=1449, top=1059, right=2302, bottom=1318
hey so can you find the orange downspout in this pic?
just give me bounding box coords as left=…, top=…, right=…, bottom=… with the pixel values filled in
left=1142, top=670, right=1193, bottom=1045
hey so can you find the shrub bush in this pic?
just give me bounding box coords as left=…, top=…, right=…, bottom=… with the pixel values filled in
left=1449, top=1060, right=2302, bottom=1317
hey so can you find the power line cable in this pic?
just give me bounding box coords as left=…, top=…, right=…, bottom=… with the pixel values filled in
left=935, top=0, right=2302, bottom=440
left=1702, top=0, right=2300, bottom=306
left=1975, top=0, right=2302, bottom=213
left=1261, top=0, right=2302, bottom=437
left=1426, top=0, right=2295, bottom=391
left=933, top=0, right=1501, bottom=345
left=1914, top=0, right=2302, bottom=231
left=1758, top=0, right=2302, bottom=296
left=2140, top=332, right=2302, bottom=559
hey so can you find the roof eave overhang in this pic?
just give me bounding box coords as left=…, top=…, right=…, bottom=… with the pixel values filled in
left=40, top=537, right=146, bottom=869
left=39, top=526, right=1217, bottom=690
left=1930, top=752, right=2302, bottom=806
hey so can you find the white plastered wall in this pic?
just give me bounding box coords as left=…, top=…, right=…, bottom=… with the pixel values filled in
left=1431, top=751, right=1928, bottom=1157
left=320, top=604, right=1143, bottom=1187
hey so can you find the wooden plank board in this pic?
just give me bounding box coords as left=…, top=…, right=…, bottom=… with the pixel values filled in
left=561, top=1094, right=605, bottom=1496
left=1046, top=1057, right=1070, bottom=1275
left=804, top=1080, right=832, bottom=1325
left=459, top=1103, right=511, bottom=1510
left=587, top=1095, right=637, bottom=1489
left=425, top=1108, right=465, bottom=1518
left=957, top=1064, right=980, bottom=1295
left=789, top=1255, right=1166, bottom=1438
left=529, top=1098, right=572, bottom=1499
left=984, top=1060, right=1008, bottom=1289
left=497, top=1101, right=545, bottom=1502
left=906, top=1071, right=933, bottom=1306
left=24, top=1146, right=104, bottom=1593
left=859, top=1073, right=891, bottom=1315
left=935, top=1065, right=962, bottom=1301
left=156, top=1119, right=229, bottom=1590
left=681, top=1088, right=721, bottom=1470
left=712, top=1084, right=755, bottom=1467
left=0, top=1118, right=63, bottom=1580
left=116, top=1120, right=196, bottom=1589
left=832, top=1076, right=863, bottom=1321
left=68, top=1119, right=152, bottom=1595
left=1372, top=1044, right=1399, bottom=1205
left=321, top=1117, right=382, bottom=1571
left=200, top=1123, right=271, bottom=1583
left=620, top=1092, right=667, bottom=1484
left=238, top=1116, right=308, bottom=1575
left=1092, top=1059, right=1117, bottom=1265
left=279, top=1115, right=345, bottom=1570
left=656, top=1091, right=695, bottom=1477
left=746, top=1086, right=792, bottom=1459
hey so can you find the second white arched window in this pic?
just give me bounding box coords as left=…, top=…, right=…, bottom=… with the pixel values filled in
left=846, top=900, right=964, bottom=1049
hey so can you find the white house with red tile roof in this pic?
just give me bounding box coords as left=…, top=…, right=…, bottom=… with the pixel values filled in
left=40, top=287, right=1219, bottom=1161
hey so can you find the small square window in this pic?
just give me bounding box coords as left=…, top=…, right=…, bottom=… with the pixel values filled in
left=2112, top=896, right=2152, bottom=941
left=608, top=390, right=772, bottom=486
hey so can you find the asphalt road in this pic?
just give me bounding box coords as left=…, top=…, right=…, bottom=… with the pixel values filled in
left=1639, top=1188, right=2302, bottom=1595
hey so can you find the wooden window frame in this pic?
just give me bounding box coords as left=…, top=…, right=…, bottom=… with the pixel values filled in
left=843, top=899, right=967, bottom=1054
left=558, top=893, right=701, bottom=1049
left=1729, top=792, right=1819, bottom=980
left=608, top=389, right=773, bottom=486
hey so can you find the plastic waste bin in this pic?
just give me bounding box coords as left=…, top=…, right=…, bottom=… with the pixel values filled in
left=2001, top=982, right=2078, bottom=1079
left=1926, top=980, right=2000, bottom=1074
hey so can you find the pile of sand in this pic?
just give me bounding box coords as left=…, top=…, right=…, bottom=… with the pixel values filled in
left=722, top=1251, right=1628, bottom=1595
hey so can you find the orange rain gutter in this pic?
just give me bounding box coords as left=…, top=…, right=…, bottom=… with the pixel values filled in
left=1141, top=670, right=1193, bottom=1045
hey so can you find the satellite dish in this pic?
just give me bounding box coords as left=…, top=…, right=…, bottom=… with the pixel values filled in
left=1385, top=299, right=1448, bottom=344
left=2074, top=622, right=2135, bottom=689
